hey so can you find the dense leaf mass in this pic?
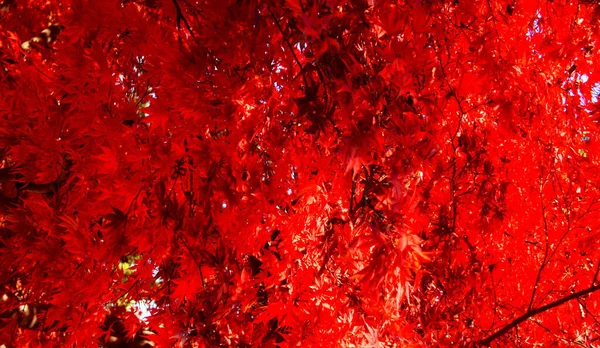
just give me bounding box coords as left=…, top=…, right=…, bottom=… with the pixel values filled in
left=2, top=0, right=600, bottom=346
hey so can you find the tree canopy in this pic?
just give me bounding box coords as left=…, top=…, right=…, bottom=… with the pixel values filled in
left=2, top=0, right=600, bottom=346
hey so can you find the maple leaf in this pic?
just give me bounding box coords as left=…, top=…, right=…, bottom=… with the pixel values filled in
left=345, top=147, right=369, bottom=178
left=3, top=0, right=600, bottom=346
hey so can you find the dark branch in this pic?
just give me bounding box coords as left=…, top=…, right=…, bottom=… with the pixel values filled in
left=480, top=284, right=600, bottom=346
left=172, top=0, right=194, bottom=38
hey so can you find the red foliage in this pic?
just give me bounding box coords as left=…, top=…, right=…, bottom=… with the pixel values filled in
left=2, top=0, right=600, bottom=346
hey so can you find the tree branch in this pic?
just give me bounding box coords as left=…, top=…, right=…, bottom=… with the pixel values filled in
left=480, top=284, right=600, bottom=346
left=592, top=260, right=600, bottom=286
left=266, top=0, right=306, bottom=85
left=172, top=0, right=194, bottom=38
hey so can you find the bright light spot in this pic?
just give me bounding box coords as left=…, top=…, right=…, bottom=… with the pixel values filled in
left=592, top=82, right=600, bottom=103
left=134, top=300, right=155, bottom=321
